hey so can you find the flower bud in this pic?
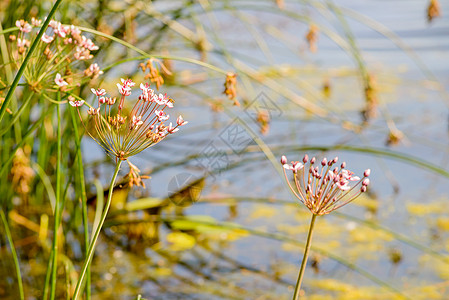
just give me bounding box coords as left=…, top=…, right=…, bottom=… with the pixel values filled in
left=303, top=154, right=308, bottom=163
left=321, top=158, right=327, bottom=166
left=341, top=162, right=346, bottom=169
left=364, top=169, right=371, bottom=177
left=281, top=155, right=287, bottom=165
left=362, top=178, right=370, bottom=186
left=361, top=186, right=367, bottom=193
left=310, top=157, right=316, bottom=164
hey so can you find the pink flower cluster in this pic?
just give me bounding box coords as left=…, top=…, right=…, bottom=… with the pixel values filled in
left=14, top=18, right=100, bottom=61
left=281, top=154, right=370, bottom=215
left=71, top=79, right=187, bottom=161
left=12, top=19, right=103, bottom=92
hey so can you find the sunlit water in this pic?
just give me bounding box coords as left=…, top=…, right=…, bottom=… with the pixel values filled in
left=3, top=1, right=449, bottom=299
left=102, top=1, right=449, bottom=299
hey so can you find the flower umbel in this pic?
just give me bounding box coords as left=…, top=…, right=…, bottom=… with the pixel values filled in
left=281, top=154, right=370, bottom=215
left=282, top=154, right=371, bottom=300
left=10, top=19, right=102, bottom=93
left=73, top=79, right=187, bottom=161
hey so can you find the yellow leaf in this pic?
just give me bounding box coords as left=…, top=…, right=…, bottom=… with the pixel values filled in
left=249, top=205, right=276, bottom=219
left=153, top=267, right=172, bottom=277
left=436, top=217, right=449, bottom=231
left=407, top=202, right=445, bottom=216
left=166, top=232, right=196, bottom=251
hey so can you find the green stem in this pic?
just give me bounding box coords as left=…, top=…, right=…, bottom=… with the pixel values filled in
left=70, top=106, right=91, bottom=300
left=0, top=209, right=24, bottom=300
left=72, top=161, right=122, bottom=300
left=50, top=100, right=62, bottom=300
left=42, top=250, right=54, bottom=300
left=0, top=22, right=21, bottom=142
left=293, top=214, right=317, bottom=300
left=0, top=0, right=64, bottom=123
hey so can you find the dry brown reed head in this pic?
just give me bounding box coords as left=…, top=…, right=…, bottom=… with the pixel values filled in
left=386, top=128, right=404, bottom=146
left=140, top=58, right=171, bottom=90
left=306, top=24, right=319, bottom=53
left=10, top=146, right=34, bottom=198
left=362, top=73, right=378, bottom=122
left=223, top=72, right=239, bottom=106
left=125, top=160, right=150, bottom=188
left=276, top=0, right=285, bottom=10
left=427, top=0, right=441, bottom=23
left=322, top=78, right=331, bottom=99
left=256, top=110, right=270, bottom=135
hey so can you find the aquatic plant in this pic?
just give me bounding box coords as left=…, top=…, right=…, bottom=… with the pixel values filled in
left=71, top=78, right=187, bottom=162
left=9, top=18, right=102, bottom=94
left=70, top=79, right=186, bottom=299
left=281, top=154, right=370, bottom=299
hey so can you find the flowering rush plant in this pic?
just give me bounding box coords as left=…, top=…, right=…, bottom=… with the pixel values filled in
left=281, top=153, right=370, bottom=300
left=10, top=18, right=102, bottom=93
left=70, top=78, right=187, bottom=162
left=281, top=154, right=370, bottom=216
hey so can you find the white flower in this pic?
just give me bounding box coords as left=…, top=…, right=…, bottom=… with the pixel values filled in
left=69, top=99, right=84, bottom=107
left=55, top=73, right=68, bottom=87
left=176, top=115, right=188, bottom=126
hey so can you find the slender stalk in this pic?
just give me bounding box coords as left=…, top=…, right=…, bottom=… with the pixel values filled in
left=72, top=161, right=122, bottom=300
left=0, top=210, right=24, bottom=300
left=0, top=0, right=64, bottom=123
left=0, top=22, right=21, bottom=142
left=293, top=214, right=317, bottom=300
left=42, top=251, right=54, bottom=300
left=70, top=106, right=91, bottom=300
left=50, top=100, right=62, bottom=300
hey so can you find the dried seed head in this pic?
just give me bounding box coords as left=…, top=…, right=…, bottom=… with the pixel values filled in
left=124, top=160, right=150, bottom=188
left=223, top=72, right=239, bottom=106
left=427, top=0, right=441, bottom=23
left=276, top=0, right=284, bottom=9
left=305, top=24, right=319, bottom=53
left=9, top=146, right=34, bottom=197
left=362, top=73, right=378, bottom=121
left=256, top=110, right=270, bottom=135
left=386, top=129, right=404, bottom=146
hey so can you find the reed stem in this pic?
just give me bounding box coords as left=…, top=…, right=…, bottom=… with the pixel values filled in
left=0, top=210, right=24, bottom=300
left=70, top=106, right=91, bottom=300
left=50, top=100, right=62, bottom=300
